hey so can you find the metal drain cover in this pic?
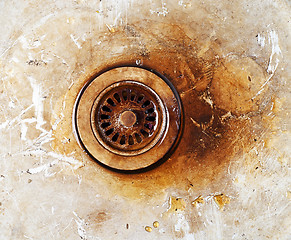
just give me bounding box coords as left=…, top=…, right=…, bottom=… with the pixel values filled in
left=74, top=67, right=181, bottom=171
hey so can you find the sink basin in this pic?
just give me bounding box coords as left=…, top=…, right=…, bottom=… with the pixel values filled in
left=0, top=0, right=290, bottom=239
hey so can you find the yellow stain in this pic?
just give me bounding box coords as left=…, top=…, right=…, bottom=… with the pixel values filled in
left=145, top=226, right=152, bottom=232
left=191, top=195, right=204, bottom=207
left=153, top=221, right=159, bottom=228
left=168, top=197, right=186, bottom=212
left=214, top=194, right=230, bottom=210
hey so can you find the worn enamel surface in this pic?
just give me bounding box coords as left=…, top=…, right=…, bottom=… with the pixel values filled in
left=0, top=0, right=290, bottom=239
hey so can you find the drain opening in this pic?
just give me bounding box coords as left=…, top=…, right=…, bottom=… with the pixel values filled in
left=93, top=81, right=163, bottom=153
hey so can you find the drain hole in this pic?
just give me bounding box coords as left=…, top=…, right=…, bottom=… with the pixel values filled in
left=135, top=133, right=142, bottom=143
left=102, top=105, right=112, bottom=112
left=101, top=122, right=111, bottom=128
left=140, top=129, right=149, bottom=138
left=145, top=108, right=154, bottom=114
left=137, top=95, right=144, bottom=103
left=107, top=98, right=116, bottom=106
left=142, top=100, right=151, bottom=108
left=93, top=79, right=169, bottom=157
left=113, top=93, right=121, bottom=103
left=101, top=114, right=110, bottom=119
left=120, top=135, right=126, bottom=145
left=130, top=92, right=136, bottom=101
left=146, top=116, right=156, bottom=121
left=112, top=133, right=119, bottom=142
left=122, top=90, right=128, bottom=101
left=128, top=135, right=134, bottom=145
left=105, top=128, right=114, bottom=136
left=144, top=123, right=153, bottom=130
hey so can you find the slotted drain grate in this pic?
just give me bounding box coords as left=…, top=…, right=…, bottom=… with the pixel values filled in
left=73, top=67, right=181, bottom=171
left=92, top=81, right=163, bottom=154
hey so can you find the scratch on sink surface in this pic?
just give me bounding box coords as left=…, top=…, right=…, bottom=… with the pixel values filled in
left=0, top=104, right=34, bottom=130
left=49, top=151, right=82, bottom=167
left=16, top=128, right=54, bottom=155
left=199, top=91, right=214, bottom=109
left=0, top=38, right=19, bottom=58
left=73, top=211, right=87, bottom=240
left=220, top=111, right=233, bottom=122
left=190, top=115, right=214, bottom=134
left=25, top=151, right=83, bottom=175
left=106, top=24, right=116, bottom=33
left=190, top=117, right=200, bottom=128
left=228, top=160, right=232, bottom=175
left=28, top=76, right=46, bottom=131
left=113, top=11, right=122, bottom=26
left=70, top=34, right=82, bottom=49
left=24, top=235, right=34, bottom=240
left=51, top=206, right=55, bottom=215
left=257, top=33, right=265, bottom=47
left=26, top=159, right=58, bottom=175
left=252, top=30, right=282, bottom=100
left=267, top=30, right=282, bottom=74
left=52, top=53, right=69, bottom=67
left=62, top=218, right=74, bottom=233
left=77, top=174, right=82, bottom=185
left=192, top=196, right=205, bottom=207
left=180, top=87, right=196, bottom=97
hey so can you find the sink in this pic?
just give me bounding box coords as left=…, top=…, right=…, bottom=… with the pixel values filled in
left=0, top=0, right=290, bottom=239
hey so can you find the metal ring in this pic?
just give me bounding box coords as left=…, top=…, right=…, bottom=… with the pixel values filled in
left=73, top=67, right=181, bottom=171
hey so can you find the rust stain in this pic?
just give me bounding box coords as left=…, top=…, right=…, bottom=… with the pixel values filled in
left=50, top=20, right=274, bottom=201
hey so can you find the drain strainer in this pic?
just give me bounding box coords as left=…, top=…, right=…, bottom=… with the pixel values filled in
left=74, top=67, right=181, bottom=171
left=91, top=81, right=166, bottom=156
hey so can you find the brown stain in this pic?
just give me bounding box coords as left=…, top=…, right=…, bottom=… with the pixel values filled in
left=86, top=211, right=111, bottom=231
left=51, top=20, right=273, bottom=200
left=87, top=211, right=109, bottom=225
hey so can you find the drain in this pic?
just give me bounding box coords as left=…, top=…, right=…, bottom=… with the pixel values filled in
left=91, top=81, right=166, bottom=156
left=74, top=67, right=181, bottom=171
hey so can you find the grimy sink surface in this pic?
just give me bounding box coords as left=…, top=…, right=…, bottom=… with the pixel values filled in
left=0, top=1, right=290, bottom=239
